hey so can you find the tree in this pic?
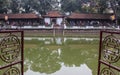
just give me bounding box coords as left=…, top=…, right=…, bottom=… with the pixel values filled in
left=39, top=0, right=52, bottom=14
left=9, top=0, right=20, bottom=13
left=21, top=0, right=52, bottom=14
left=99, top=0, right=111, bottom=13
left=1, top=0, right=119, bottom=15
left=61, top=0, right=81, bottom=13
left=0, top=0, right=10, bottom=13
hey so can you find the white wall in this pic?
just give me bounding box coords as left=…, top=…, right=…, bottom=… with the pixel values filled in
left=57, top=18, right=63, bottom=25
left=44, top=17, right=63, bottom=26
left=44, top=18, right=50, bottom=24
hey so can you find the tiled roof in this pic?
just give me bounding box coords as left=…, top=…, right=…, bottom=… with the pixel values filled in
left=43, top=11, right=64, bottom=18
left=0, top=12, right=112, bottom=20
left=67, top=13, right=111, bottom=19
left=0, top=13, right=41, bottom=19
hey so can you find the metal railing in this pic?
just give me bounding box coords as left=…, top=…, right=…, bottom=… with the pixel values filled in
left=0, top=30, right=24, bottom=75
left=98, top=31, right=120, bottom=75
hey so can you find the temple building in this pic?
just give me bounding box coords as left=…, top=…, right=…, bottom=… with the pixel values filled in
left=43, top=11, right=64, bottom=28
left=0, top=11, right=119, bottom=29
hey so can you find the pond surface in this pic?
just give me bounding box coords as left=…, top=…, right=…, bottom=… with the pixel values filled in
left=24, top=37, right=99, bottom=75
left=25, top=64, right=92, bottom=75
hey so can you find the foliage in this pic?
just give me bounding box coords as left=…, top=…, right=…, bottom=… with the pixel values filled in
left=0, top=0, right=9, bottom=13
left=0, top=0, right=120, bottom=15
left=98, top=0, right=107, bottom=13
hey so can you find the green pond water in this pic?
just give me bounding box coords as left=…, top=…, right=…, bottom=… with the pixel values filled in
left=24, top=37, right=99, bottom=75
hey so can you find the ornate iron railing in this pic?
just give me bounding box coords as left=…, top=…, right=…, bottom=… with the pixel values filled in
left=0, top=31, right=24, bottom=75
left=98, top=31, right=120, bottom=75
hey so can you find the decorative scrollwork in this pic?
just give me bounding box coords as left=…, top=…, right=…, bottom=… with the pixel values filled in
left=102, top=35, right=120, bottom=63
left=0, top=34, right=20, bottom=63
left=3, top=67, right=20, bottom=75
left=100, top=67, right=115, bottom=75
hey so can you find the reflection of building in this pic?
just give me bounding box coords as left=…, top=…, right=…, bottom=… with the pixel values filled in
left=0, top=11, right=119, bottom=30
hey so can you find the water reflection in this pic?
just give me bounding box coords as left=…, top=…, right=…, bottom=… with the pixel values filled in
left=24, top=64, right=92, bottom=75
left=55, top=37, right=63, bottom=45
left=24, top=48, right=61, bottom=74
left=24, top=37, right=99, bottom=75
